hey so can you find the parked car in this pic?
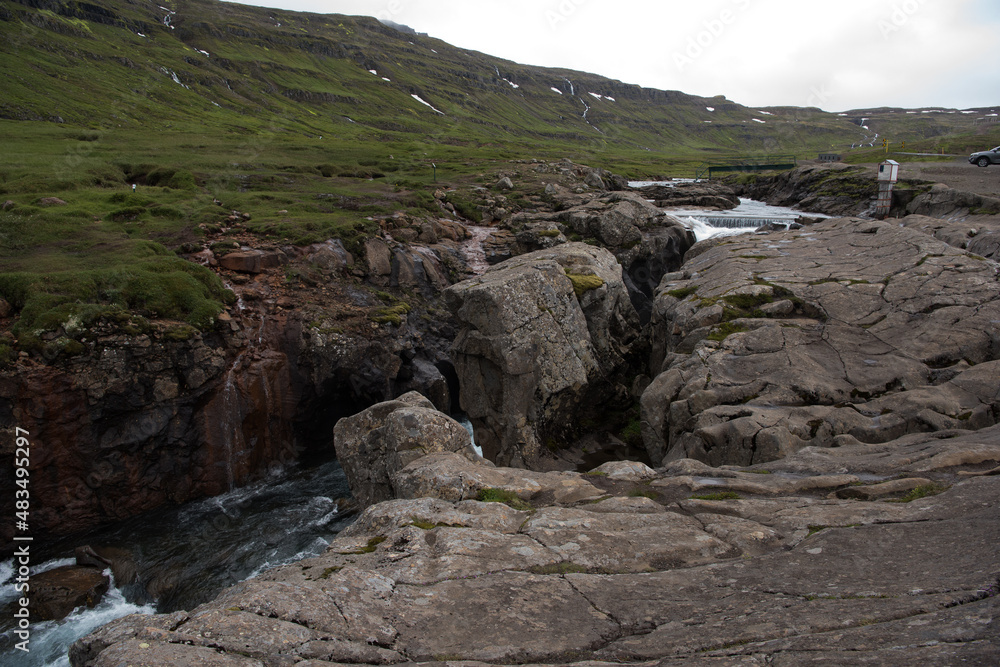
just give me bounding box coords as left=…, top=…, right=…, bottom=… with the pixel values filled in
left=969, top=146, right=1000, bottom=167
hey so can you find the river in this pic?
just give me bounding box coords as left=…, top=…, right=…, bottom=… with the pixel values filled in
left=630, top=180, right=829, bottom=242
left=0, top=456, right=354, bottom=666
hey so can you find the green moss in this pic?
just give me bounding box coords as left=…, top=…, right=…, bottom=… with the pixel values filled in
left=666, top=285, right=698, bottom=300
left=340, top=536, right=386, bottom=555
left=807, top=525, right=828, bottom=537
left=163, top=324, right=198, bottom=341
left=706, top=322, right=748, bottom=342
left=529, top=562, right=587, bottom=575
left=627, top=487, right=659, bottom=500
left=723, top=293, right=773, bottom=309
left=690, top=491, right=741, bottom=501
left=370, top=302, right=412, bottom=326
left=476, top=487, right=533, bottom=511
left=537, top=229, right=561, bottom=238
left=889, top=483, right=950, bottom=503
left=565, top=271, right=605, bottom=297
left=0, top=344, right=14, bottom=368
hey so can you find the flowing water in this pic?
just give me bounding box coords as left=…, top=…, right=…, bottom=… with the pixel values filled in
left=629, top=181, right=831, bottom=242
left=460, top=225, right=495, bottom=276
left=0, top=457, right=354, bottom=666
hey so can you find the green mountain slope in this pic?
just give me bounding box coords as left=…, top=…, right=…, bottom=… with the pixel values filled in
left=0, top=0, right=997, bottom=363
left=1, top=0, right=868, bottom=160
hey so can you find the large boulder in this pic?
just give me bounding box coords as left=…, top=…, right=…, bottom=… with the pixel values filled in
left=29, top=566, right=110, bottom=621
left=444, top=243, right=644, bottom=468
left=642, top=217, right=1000, bottom=466
left=332, top=391, right=478, bottom=507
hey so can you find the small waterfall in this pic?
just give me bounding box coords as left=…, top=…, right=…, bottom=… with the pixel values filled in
left=460, top=226, right=494, bottom=276
left=219, top=361, right=244, bottom=491
left=696, top=216, right=796, bottom=229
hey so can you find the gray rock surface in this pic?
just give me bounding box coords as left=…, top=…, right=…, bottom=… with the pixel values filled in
left=642, top=217, right=1000, bottom=466
left=333, top=392, right=479, bottom=507
left=444, top=243, right=643, bottom=468
left=905, top=182, right=1000, bottom=218
left=73, top=424, right=1000, bottom=666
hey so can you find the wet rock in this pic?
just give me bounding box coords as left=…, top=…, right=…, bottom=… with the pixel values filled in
left=29, top=566, right=109, bottom=621
left=73, top=421, right=1000, bottom=666
left=636, top=181, right=740, bottom=210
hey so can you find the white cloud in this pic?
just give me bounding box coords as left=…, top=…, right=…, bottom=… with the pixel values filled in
left=232, top=0, right=999, bottom=110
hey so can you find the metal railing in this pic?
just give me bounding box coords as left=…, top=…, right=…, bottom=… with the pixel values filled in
left=694, top=155, right=798, bottom=180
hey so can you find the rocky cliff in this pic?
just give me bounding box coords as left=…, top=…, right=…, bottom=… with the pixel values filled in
left=71, top=398, right=1000, bottom=666
left=0, top=160, right=693, bottom=549
left=66, top=165, right=1000, bottom=665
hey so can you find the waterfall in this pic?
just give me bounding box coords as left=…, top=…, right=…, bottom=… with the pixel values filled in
left=460, top=225, right=494, bottom=276
left=695, top=216, right=796, bottom=229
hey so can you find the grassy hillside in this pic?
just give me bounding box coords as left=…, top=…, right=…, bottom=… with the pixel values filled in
left=0, top=0, right=996, bottom=364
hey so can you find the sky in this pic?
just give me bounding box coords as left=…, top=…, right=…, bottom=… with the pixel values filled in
left=237, top=0, right=1000, bottom=112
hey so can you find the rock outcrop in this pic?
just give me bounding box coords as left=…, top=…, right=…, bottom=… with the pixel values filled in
left=641, top=217, right=1000, bottom=466
left=0, top=320, right=302, bottom=547
left=904, top=183, right=1000, bottom=218
left=444, top=243, right=644, bottom=468
left=729, top=164, right=883, bottom=217
left=634, top=181, right=740, bottom=210
left=72, top=419, right=1000, bottom=666
left=898, top=213, right=1000, bottom=261
left=333, top=391, right=479, bottom=507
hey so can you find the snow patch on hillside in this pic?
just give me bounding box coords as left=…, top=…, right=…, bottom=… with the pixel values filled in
left=412, top=95, right=444, bottom=114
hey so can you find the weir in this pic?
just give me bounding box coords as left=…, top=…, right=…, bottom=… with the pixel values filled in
left=693, top=215, right=796, bottom=229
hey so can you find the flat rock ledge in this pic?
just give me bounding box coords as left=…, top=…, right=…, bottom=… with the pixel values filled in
left=73, top=423, right=1000, bottom=666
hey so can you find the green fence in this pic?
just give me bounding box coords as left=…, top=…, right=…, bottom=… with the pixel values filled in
left=695, top=155, right=798, bottom=180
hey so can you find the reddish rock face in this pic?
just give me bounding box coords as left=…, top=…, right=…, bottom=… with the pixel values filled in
left=0, top=317, right=304, bottom=550
left=29, top=566, right=109, bottom=622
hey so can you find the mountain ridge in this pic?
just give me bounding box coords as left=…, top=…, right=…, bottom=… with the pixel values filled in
left=0, top=0, right=873, bottom=154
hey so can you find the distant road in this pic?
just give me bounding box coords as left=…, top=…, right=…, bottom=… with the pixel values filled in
left=893, top=152, right=963, bottom=157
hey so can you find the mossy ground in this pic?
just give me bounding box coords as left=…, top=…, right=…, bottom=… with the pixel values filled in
left=2, top=0, right=995, bottom=356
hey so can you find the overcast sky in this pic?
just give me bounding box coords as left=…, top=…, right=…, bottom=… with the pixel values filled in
left=239, top=0, right=999, bottom=112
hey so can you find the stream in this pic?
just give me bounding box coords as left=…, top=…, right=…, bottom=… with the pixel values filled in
left=630, top=180, right=830, bottom=242
left=1, top=456, right=354, bottom=666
